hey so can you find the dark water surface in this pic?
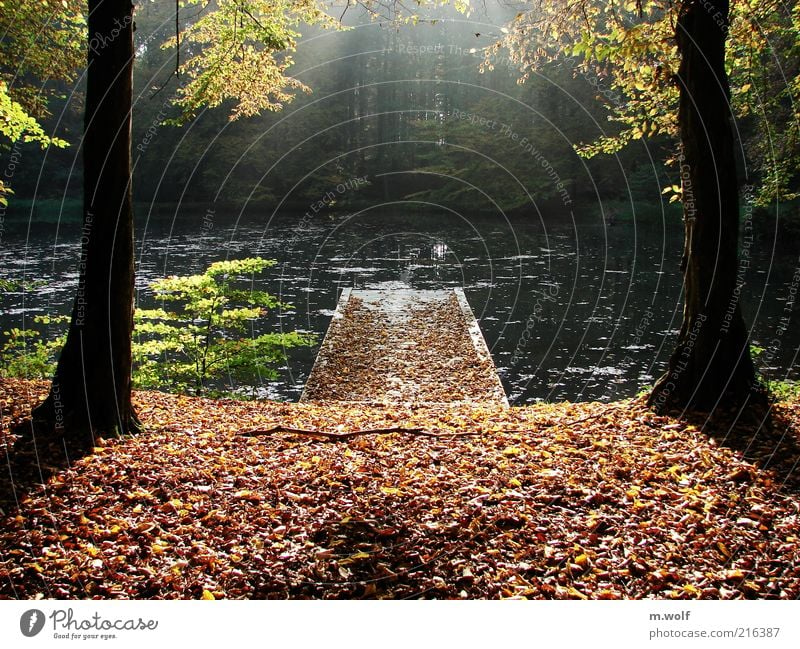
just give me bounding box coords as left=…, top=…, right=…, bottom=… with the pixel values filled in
left=1, top=209, right=798, bottom=403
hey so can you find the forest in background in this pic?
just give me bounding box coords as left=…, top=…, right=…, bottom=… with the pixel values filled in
left=2, top=2, right=697, bottom=223
left=5, top=2, right=798, bottom=233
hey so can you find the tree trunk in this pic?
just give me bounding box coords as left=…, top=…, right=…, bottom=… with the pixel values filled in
left=648, top=0, right=757, bottom=412
left=34, top=0, right=139, bottom=437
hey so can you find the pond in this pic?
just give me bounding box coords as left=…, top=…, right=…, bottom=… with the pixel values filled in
left=1, top=207, right=797, bottom=404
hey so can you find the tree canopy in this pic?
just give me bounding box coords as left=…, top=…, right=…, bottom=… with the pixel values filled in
left=0, top=0, right=84, bottom=203
left=161, top=0, right=338, bottom=122
left=493, top=0, right=800, bottom=206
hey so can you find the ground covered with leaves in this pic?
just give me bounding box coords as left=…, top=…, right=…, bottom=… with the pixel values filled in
left=1, top=378, right=799, bottom=599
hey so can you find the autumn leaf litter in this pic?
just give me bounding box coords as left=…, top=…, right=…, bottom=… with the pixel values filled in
left=1, top=379, right=799, bottom=599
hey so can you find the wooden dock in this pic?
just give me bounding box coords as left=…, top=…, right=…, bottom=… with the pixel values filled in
left=301, top=287, right=508, bottom=406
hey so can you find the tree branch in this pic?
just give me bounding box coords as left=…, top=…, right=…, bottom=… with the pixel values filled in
left=237, top=425, right=473, bottom=440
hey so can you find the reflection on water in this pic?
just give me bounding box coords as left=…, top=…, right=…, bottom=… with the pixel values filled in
left=1, top=210, right=797, bottom=403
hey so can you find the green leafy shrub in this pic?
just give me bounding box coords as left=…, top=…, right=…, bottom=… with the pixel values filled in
left=0, top=315, right=68, bottom=379
left=763, top=379, right=800, bottom=402
left=133, top=257, right=314, bottom=395
left=750, top=344, right=799, bottom=402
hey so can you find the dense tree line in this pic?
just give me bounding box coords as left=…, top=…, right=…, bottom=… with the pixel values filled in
left=5, top=2, right=676, bottom=220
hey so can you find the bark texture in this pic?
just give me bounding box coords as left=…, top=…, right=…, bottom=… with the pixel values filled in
left=34, top=0, right=139, bottom=437
left=649, top=0, right=756, bottom=412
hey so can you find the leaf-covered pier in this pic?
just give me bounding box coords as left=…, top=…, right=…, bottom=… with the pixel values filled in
left=301, top=288, right=508, bottom=406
